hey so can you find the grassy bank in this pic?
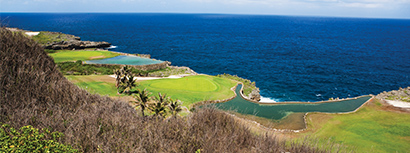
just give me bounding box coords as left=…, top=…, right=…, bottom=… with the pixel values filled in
left=49, top=50, right=120, bottom=63
left=66, top=75, right=118, bottom=96
left=301, top=98, right=410, bottom=153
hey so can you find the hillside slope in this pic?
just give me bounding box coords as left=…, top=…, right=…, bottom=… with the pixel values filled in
left=0, top=28, right=326, bottom=152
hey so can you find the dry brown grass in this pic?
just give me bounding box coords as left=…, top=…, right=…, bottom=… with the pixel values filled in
left=1, top=28, right=332, bottom=152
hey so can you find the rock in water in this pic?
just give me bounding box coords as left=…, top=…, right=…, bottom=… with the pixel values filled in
left=249, top=88, right=261, bottom=101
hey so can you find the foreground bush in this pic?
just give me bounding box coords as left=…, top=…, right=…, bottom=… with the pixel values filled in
left=0, top=27, right=329, bottom=152
left=0, top=124, right=78, bottom=152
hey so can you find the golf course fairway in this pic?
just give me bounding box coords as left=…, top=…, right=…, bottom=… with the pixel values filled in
left=49, top=50, right=120, bottom=63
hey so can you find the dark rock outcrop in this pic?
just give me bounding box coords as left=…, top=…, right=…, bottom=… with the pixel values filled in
left=45, top=39, right=111, bottom=50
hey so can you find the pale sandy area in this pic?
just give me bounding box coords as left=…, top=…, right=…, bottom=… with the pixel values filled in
left=25, top=32, right=40, bottom=36
left=385, top=100, right=410, bottom=108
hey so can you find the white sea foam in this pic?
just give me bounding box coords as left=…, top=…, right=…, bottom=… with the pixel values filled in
left=106, top=45, right=118, bottom=49
left=259, top=96, right=277, bottom=103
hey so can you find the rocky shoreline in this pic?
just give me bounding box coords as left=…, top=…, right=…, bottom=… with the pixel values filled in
left=376, top=87, right=410, bottom=103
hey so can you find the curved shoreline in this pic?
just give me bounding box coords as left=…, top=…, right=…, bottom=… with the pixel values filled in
left=215, top=83, right=375, bottom=132
left=237, top=82, right=373, bottom=105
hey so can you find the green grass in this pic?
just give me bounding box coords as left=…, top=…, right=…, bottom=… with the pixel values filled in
left=64, top=75, right=237, bottom=107
left=65, top=75, right=118, bottom=96
left=31, top=31, right=68, bottom=45
left=216, top=73, right=257, bottom=96
left=49, top=50, right=120, bottom=63
left=137, top=75, right=237, bottom=107
left=304, top=99, right=410, bottom=153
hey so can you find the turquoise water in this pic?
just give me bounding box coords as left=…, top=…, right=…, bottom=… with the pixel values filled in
left=86, top=55, right=163, bottom=65
left=212, top=84, right=372, bottom=120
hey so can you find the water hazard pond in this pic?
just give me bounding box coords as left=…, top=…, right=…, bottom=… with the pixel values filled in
left=86, top=55, right=163, bottom=65
left=210, top=84, right=372, bottom=124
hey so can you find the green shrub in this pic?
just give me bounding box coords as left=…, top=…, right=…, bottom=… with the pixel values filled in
left=216, top=73, right=257, bottom=96
left=0, top=124, right=78, bottom=153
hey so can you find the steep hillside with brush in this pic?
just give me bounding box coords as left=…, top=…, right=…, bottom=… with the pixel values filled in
left=0, top=28, right=326, bottom=152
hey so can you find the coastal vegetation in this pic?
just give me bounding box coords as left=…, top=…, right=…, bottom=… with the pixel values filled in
left=217, top=73, right=259, bottom=99
left=0, top=28, right=325, bottom=152
left=1, top=124, right=78, bottom=152
left=58, top=61, right=121, bottom=75
left=377, top=87, right=410, bottom=102
left=31, top=31, right=72, bottom=45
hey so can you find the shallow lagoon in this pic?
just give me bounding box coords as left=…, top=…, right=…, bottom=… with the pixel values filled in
left=86, top=55, right=163, bottom=65
left=212, top=84, right=372, bottom=120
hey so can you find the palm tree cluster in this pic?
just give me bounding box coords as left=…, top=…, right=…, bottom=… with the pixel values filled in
left=114, top=66, right=137, bottom=94
left=132, top=89, right=183, bottom=118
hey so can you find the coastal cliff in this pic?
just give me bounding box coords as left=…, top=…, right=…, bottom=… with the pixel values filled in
left=217, top=74, right=261, bottom=101
left=38, top=32, right=111, bottom=50
left=7, top=27, right=111, bottom=50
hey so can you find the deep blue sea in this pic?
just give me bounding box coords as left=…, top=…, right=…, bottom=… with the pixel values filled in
left=2, top=13, right=409, bottom=102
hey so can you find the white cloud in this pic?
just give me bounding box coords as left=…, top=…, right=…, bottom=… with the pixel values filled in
left=340, top=2, right=383, bottom=8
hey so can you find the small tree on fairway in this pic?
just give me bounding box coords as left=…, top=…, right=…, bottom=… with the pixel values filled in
left=132, top=88, right=151, bottom=117
left=168, top=99, right=182, bottom=118
left=149, top=93, right=169, bottom=118
left=114, top=66, right=137, bottom=94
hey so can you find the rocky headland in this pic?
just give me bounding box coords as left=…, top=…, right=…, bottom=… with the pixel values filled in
left=40, top=32, right=111, bottom=50
left=376, top=87, right=410, bottom=109
left=7, top=27, right=111, bottom=50
left=376, top=87, right=410, bottom=102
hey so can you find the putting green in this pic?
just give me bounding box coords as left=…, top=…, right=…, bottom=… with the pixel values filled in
left=138, top=75, right=237, bottom=107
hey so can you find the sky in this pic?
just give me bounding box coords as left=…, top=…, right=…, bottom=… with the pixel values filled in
left=1, top=0, right=410, bottom=19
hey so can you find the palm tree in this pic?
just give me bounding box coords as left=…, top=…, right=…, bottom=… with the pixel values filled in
left=114, top=69, right=122, bottom=94
left=132, top=88, right=151, bottom=117
left=149, top=93, right=169, bottom=117
left=115, top=66, right=137, bottom=94
left=124, top=74, right=137, bottom=94
left=121, top=65, right=132, bottom=76
left=168, top=99, right=182, bottom=118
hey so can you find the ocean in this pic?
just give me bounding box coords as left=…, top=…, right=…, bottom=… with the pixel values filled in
left=2, top=13, right=409, bottom=102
